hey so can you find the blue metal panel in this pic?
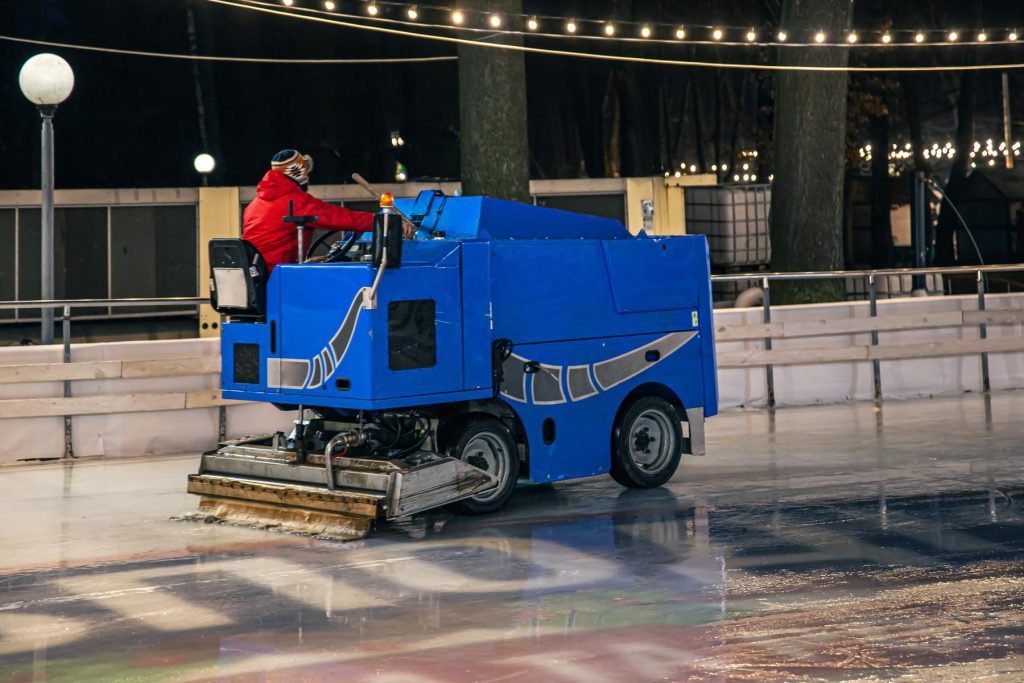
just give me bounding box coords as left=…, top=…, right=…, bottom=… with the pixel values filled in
left=220, top=321, right=271, bottom=393
left=602, top=236, right=701, bottom=313
left=501, top=332, right=707, bottom=482
left=460, top=241, right=494, bottom=391
left=490, top=240, right=698, bottom=344
left=400, top=193, right=629, bottom=241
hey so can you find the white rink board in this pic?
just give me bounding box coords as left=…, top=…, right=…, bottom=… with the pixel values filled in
left=715, top=293, right=1024, bottom=408
left=1, top=292, right=1022, bottom=462
left=0, top=339, right=289, bottom=463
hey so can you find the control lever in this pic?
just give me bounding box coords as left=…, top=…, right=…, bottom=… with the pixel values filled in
left=283, top=200, right=318, bottom=263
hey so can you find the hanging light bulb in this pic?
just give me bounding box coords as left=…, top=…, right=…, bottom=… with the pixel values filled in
left=777, top=30, right=788, bottom=42
left=847, top=31, right=858, bottom=43
left=488, top=14, right=502, bottom=28
left=814, top=31, right=826, bottom=43
left=281, top=0, right=294, bottom=6
left=914, top=32, right=925, bottom=43
left=977, top=31, right=988, bottom=42
left=947, top=30, right=959, bottom=41
left=746, top=29, right=756, bottom=42
left=527, top=17, right=538, bottom=31
left=1009, top=31, right=1019, bottom=42
left=881, top=33, right=892, bottom=44
left=323, top=1, right=335, bottom=10
left=712, top=28, right=723, bottom=40
left=407, top=6, right=418, bottom=20
left=451, top=9, right=464, bottom=25
left=675, top=26, right=686, bottom=40
left=566, top=20, right=577, bottom=34
left=640, top=25, right=652, bottom=38
left=366, top=3, right=378, bottom=16
left=604, top=23, right=616, bottom=36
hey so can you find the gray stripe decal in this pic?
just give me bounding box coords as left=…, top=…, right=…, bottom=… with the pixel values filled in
left=266, top=358, right=311, bottom=390
left=531, top=364, right=565, bottom=405
left=329, top=289, right=366, bottom=366
left=567, top=364, right=598, bottom=401
left=593, top=331, right=696, bottom=391
left=320, top=348, right=334, bottom=378
left=499, top=353, right=528, bottom=403
left=308, top=355, right=323, bottom=389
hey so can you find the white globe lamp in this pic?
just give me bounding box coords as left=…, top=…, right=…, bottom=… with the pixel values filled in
left=194, top=153, right=216, bottom=174
left=19, top=53, right=75, bottom=107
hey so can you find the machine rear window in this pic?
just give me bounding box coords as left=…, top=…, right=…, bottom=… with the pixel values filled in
left=388, top=299, right=436, bottom=371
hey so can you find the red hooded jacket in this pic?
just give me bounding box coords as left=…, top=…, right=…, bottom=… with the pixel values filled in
left=242, top=171, right=374, bottom=272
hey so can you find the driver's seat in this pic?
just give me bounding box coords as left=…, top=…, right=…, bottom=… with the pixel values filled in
left=209, top=238, right=267, bottom=320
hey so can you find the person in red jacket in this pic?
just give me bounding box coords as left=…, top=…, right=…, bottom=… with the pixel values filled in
left=242, top=150, right=409, bottom=273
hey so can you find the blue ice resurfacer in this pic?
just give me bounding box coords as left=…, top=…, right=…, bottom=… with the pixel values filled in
left=189, top=191, right=717, bottom=538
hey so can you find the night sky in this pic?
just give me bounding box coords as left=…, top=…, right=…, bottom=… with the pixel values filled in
left=2, top=0, right=1022, bottom=190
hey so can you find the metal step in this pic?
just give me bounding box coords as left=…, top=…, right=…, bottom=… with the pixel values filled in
left=186, top=436, right=498, bottom=539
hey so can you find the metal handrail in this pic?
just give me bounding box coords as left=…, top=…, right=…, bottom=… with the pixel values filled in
left=710, top=263, right=1024, bottom=282
left=0, top=297, right=208, bottom=310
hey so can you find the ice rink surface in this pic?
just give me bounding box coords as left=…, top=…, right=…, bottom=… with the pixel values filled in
left=1, top=392, right=1022, bottom=681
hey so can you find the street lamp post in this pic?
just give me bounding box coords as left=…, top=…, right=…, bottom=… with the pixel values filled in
left=19, top=54, right=75, bottom=345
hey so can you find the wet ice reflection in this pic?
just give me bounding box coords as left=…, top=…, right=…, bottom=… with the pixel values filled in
left=1, top=392, right=1022, bottom=681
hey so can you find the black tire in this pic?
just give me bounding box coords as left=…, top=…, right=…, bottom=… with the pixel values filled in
left=445, top=418, right=520, bottom=515
left=610, top=396, right=683, bottom=488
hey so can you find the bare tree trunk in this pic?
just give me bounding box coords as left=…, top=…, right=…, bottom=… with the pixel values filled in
left=769, top=0, right=854, bottom=303
left=457, top=0, right=530, bottom=202
left=935, top=72, right=976, bottom=265
left=603, top=72, right=623, bottom=177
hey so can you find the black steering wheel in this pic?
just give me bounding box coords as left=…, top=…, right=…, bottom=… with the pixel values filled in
left=305, top=229, right=340, bottom=260
left=306, top=230, right=361, bottom=262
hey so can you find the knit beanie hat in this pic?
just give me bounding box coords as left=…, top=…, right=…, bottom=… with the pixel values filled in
left=271, top=149, right=313, bottom=189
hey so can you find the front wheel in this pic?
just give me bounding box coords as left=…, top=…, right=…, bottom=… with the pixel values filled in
left=610, top=396, right=683, bottom=488
left=445, top=418, right=520, bottom=515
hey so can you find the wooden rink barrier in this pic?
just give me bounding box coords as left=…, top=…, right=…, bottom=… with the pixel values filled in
left=1, top=276, right=1023, bottom=461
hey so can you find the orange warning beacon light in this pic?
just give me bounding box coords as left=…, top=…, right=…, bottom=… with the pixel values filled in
left=379, top=192, right=395, bottom=210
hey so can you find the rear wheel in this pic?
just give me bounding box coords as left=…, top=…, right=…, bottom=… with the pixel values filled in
left=610, top=396, right=683, bottom=488
left=445, top=418, right=519, bottom=515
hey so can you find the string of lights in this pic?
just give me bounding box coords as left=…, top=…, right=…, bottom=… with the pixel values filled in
left=274, top=0, right=1022, bottom=48
left=0, top=33, right=456, bottom=64
left=210, top=0, right=1024, bottom=72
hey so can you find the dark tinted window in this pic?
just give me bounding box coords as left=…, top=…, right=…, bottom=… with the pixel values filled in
left=535, top=194, right=626, bottom=223
left=111, top=206, right=197, bottom=313
left=387, top=299, right=436, bottom=371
